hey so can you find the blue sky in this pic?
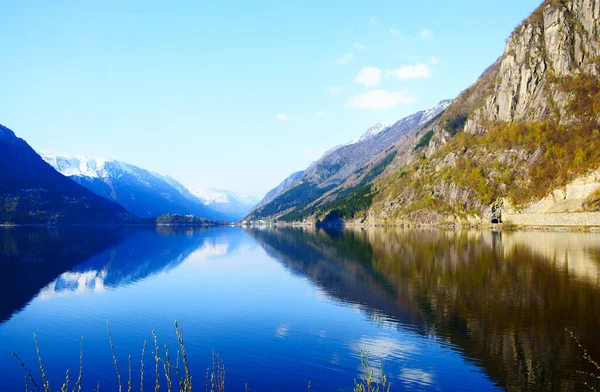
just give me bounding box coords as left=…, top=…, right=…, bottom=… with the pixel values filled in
left=0, top=0, right=541, bottom=198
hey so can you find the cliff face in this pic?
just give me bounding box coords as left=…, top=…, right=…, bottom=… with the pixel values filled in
left=466, top=0, right=599, bottom=133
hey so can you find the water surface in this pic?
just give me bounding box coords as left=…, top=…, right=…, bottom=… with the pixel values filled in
left=1, top=226, right=599, bottom=391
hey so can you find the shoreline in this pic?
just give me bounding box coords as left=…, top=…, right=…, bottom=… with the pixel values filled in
left=242, top=221, right=600, bottom=232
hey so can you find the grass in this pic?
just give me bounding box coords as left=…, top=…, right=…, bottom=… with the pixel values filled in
left=13, top=322, right=392, bottom=392
left=568, top=329, right=600, bottom=391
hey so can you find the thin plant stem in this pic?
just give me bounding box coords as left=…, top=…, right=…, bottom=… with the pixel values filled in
left=106, top=320, right=122, bottom=392
left=33, top=333, right=51, bottom=392
left=174, top=321, right=192, bottom=391
left=141, top=340, right=147, bottom=392
left=152, top=331, right=160, bottom=392
left=60, top=369, right=69, bottom=392
left=72, top=336, right=84, bottom=392
left=13, top=352, right=40, bottom=392
left=163, top=344, right=173, bottom=392
left=128, top=355, right=132, bottom=392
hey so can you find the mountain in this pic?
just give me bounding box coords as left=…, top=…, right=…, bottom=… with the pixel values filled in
left=41, top=152, right=230, bottom=221
left=250, top=170, right=305, bottom=214
left=189, top=187, right=258, bottom=220
left=246, top=100, right=451, bottom=222
left=258, top=0, right=600, bottom=227
left=0, top=125, right=135, bottom=225
left=346, top=122, right=396, bottom=145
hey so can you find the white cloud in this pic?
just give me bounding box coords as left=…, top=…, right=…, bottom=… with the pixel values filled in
left=275, top=324, right=290, bottom=338
left=390, top=64, right=432, bottom=80
left=389, top=28, right=402, bottom=36
left=420, top=28, right=434, bottom=40
left=369, top=16, right=382, bottom=25
left=354, top=41, right=367, bottom=50
left=317, top=111, right=325, bottom=117
left=353, top=336, right=419, bottom=359
left=428, top=56, right=441, bottom=64
left=400, top=368, right=435, bottom=386
left=275, top=113, right=289, bottom=121
left=334, top=52, right=355, bottom=65
left=348, top=90, right=416, bottom=110
left=354, top=67, right=383, bottom=87
left=326, top=86, right=343, bottom=95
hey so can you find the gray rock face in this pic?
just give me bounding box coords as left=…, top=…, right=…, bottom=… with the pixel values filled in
left=464, top=0, right=600, bottom=134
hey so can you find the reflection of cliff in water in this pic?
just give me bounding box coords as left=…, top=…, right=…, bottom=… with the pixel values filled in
left=247, top=227, right=600, bottom=391
left=0, top=227, right=130, bottom=323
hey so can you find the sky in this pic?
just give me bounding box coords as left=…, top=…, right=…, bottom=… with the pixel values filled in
left=0, top=0, right=542, bottom=199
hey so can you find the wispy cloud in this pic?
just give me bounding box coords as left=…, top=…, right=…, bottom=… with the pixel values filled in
left=334, top=52, right=355, bottom=65
left=389, top=64, right=432, bottom=80
left=275, top=113, right=289, bottom=121
left=369, top=16, right=382, bottom=25
left=317, top=111, right=325, bottom=117
left=348, top=89, right=416, bottom=110
left=354, top=67, right=383, bottom=87
left=354, top=41, right=367, bottom=50
left=326, top=86, right=343, bottom=95
left=420, top=28, right=434, bottom=40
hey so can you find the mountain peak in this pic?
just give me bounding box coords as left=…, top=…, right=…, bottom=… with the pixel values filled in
left=347, top=122, right=396, bottom=145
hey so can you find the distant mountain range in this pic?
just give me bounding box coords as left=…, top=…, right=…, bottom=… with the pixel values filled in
left=0, top=125, right=134, bottom=224
left=41, top=152, right=257, bottom=221
left=40, top=152, right=231, bottom=221
left=0, top=124, right=258, bottom=225
left=189, top=187, right=258, bottom=220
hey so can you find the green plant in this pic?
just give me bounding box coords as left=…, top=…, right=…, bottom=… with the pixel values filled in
left=13, top=323, right=393, bottom=392
left=353, top=350, right=390, bottom=392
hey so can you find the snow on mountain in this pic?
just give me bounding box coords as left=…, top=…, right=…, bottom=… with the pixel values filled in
left=420, top=99, right=452, bottom=124
left=189, top=187, right=258, bottom=220
left=40, top=152, right=229, bottom=221
left=344, top=101, right=451, bottom=147
left=347, top=122, right=396, bottom=145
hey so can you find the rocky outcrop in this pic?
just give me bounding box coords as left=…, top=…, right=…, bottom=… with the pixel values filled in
left=504, top=169, right=600, bottom=214
left=464, top=0, right=599, bottom=134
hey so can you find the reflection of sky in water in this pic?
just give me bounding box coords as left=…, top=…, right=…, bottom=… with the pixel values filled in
left=6, top=227, right=599, bottom=390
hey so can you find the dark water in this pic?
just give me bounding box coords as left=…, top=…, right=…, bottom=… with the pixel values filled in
left=1, top=226, right=599, bottom=391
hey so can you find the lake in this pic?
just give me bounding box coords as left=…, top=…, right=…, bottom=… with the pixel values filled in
left=1, top=226, right=599, bottom=391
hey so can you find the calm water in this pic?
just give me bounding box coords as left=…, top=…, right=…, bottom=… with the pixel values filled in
left=1, top=226, right=600, bottom=391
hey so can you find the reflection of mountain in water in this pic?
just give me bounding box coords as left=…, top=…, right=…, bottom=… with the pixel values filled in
left=247, top=227, right=600, bottom=391
left=0, top=227, right=129, bottom=323
left=1, top=227, right=244, bottom=321
left=248, top=226, right=422, bottom=330
left=39, top=227, right=246, bottom=298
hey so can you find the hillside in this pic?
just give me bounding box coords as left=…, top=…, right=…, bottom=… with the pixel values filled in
left=251, top=170, right=306, bottom=213
left=246, top=100, right=450, bottom=222
left=41, top=152, right=230, bottom=221
left=0, top=125, right=135, bottom=224
left=250, top=0, right=600, bottom=227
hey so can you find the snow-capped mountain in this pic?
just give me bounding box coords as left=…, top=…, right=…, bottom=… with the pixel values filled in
left=40, top=152, right=230, bottom=221
left=189, top=187, right=258, bottom=220
left=347, top=122, right=396, bottom=145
